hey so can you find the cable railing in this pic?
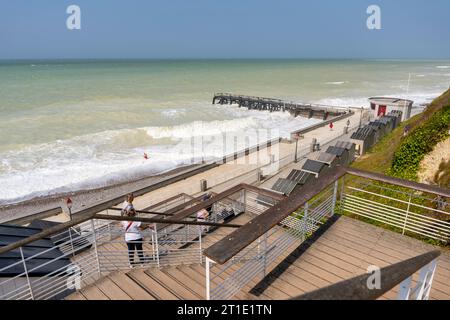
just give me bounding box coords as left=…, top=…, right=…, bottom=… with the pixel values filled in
left=0, top=184, right=284, bottom=300
left=340, top=174, right=450, bottom=243
left=203, top=167, right=448, bottom=300
left=2, top=160, right=448, bottom=301
left=205, top=182, right=339, bottom=300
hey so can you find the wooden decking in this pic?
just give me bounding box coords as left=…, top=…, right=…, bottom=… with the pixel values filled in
left=66, top=215, right=450, bottom=300
left=251, top=215, right=450, bottom=300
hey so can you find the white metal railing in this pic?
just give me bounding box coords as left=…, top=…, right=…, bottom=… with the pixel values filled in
left=340, top=179, right=450, bottom=243
left=0, top=217, right=204, bottom=300
left=0, top=221, right=100, bottom=300
left=398, top=258, right=438, bottom=300
left=205, top=183, right=338, bottom=300
left=0, top=185, right=275, bottom=300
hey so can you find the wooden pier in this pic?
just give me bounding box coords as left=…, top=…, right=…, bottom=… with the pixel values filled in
left=213, top=93, right=350, bottom=120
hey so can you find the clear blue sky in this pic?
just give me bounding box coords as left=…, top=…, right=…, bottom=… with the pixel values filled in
left=1, top=0, right=450, bottom=59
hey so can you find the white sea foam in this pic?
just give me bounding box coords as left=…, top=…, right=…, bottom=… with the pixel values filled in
left=325, top=81, right=347, bottom=85
left=436, top=66, right=450, bottom=69
left=0, top=108, right=319, bottom=203
left=161, top=108, right=186, bottom=117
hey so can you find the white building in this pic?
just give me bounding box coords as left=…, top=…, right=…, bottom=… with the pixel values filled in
left=368, top=97, right=413, bottom=121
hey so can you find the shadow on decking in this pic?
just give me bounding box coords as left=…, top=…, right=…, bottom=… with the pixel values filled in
left=249, top=214, right=341, bottom=296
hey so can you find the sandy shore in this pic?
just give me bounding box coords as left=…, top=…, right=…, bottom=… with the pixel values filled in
left=0, top=109, right=367, bottom=224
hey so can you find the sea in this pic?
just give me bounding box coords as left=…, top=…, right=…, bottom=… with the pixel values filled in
left=1, top=59, right=449, bottom=204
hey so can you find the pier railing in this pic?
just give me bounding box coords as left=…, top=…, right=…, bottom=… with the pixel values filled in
left=213, top=93, right=351, bottom=113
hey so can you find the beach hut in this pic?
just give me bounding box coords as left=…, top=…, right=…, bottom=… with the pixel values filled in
left=350, top=126, right=376, bottom=155
left=378, top=116, right=395, bottom=133
left=270, top=178, right=299, bottom=196
left=334, top=141, right=356, bottom=162
left=286, top=169, right=315, bottom=185
left=386, top=110, right=403, bottom=128
left=308, top=152, right=340, bottom=168
left=369, top=97, right=413, bottom=121
left=326, top=146, right=350, bottom=166
left=367, top=121, right=385, bottom=143
left=301, top=159, right=330, bottom=178
left=0, top=224, right=75, bottom=300
left=28, top=220, right=91, bottom=255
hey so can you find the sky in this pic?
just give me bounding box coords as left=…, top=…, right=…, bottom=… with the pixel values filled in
left=0, top=0, right=450, bottom=60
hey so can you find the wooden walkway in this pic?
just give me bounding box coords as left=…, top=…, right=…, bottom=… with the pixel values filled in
left=66, top=215, right=450, bottom=300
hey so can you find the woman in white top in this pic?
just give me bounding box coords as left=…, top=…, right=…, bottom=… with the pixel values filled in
left=122, top=205, right=149, bottom=266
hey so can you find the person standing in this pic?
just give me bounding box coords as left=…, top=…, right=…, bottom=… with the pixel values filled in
left=122, top=209, right=148, bottom=267
left=121, top=193, right=135, bottom=216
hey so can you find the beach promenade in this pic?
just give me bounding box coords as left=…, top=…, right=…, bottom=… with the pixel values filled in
left=113, top=109, right=365, bottom=214
left=0, top=108, right=367, bottom=224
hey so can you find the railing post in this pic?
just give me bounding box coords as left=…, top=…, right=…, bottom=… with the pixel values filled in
left=243, top=189, right=247, bottom=213
left=398, top=275, right=413, bottom=300
left=339, top=175, right=346, bottom=214
left=402, top=193, right=413, bottom=235
left=199, top=226, right=203, bottom=264
left=68, top=228, right=76, bottom=257
left=302, top=202, right=309, bottom=239
left=331, top=180, right=339, bottom=216
left=205, top=257, right=212, bottom=300
left=415, top=259, right=437, bottom=300
left=90, top=219, right=102, bottom=275
left=154, top=224, right=160, bottom=268
left=19, top=247, right=35, bottom=300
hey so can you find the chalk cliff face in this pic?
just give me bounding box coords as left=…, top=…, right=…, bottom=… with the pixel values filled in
left=418, top=136, right=450, bottom=187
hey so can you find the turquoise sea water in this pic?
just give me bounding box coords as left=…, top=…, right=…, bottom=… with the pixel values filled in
left=0, top=59, right=449, bottom=203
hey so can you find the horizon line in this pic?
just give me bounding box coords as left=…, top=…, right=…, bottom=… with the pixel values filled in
left=1, top=57, right=450, bottom=62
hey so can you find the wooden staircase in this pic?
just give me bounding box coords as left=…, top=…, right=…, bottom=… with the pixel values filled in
left=66, top=263, right=266, bottom=300
left=66, top=213, right=263, bottom=300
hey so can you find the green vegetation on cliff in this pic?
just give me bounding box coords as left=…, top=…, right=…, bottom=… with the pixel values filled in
left=352, top=88, right=450, bottom=179
left=390, top=105, right=450, bottom=181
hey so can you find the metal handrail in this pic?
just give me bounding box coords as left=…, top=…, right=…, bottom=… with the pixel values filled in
left=0, top=184, right=283, bottom=255
left=346, top=167, right=450, bottom=198
left=204, top=166, right=449, bottom=265
left=93, top=214, right=242, bottom=228
left=291, top=250, right=441, bottom=300
left=204, top=167, right=347, bottom=264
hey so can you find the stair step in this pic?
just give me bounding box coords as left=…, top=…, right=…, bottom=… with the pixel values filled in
left=163, top=267, right=206, bottom=299
left=79, top=285, right=110, bottom=300
left=144, top=268, right=202, bottom=300
left=95, top=276, right=132, bottom=300
left=108, top=272, right=156, bottom=300
left=127, top=269, right=179, bottom=300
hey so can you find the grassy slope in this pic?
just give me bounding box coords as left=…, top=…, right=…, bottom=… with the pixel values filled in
left=351, top=88, right=450, bottom=176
